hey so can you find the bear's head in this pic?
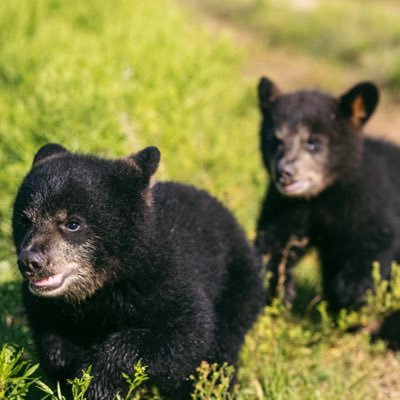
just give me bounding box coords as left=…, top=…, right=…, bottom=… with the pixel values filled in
left=258, top=77, right=379, bottom=198
left=12, top=144, right=160, bottom=302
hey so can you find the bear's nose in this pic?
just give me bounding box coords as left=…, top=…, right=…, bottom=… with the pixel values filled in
left=277, top=163, right=295, bottom=184
left=18, top=249, right=45, bottom=275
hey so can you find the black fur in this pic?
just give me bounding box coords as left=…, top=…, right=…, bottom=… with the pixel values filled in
left=13, top=145, right=263, bottom=399
left=255, top=78, right=400, bottom=312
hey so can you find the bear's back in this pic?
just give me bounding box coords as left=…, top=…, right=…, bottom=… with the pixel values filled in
left=362, top=137, right=400, bottom=250
left=152, top=182, right=258, bottom=301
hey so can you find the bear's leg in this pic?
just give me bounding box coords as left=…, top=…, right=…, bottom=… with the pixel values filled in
left=322, top=261, right=374, bottom=312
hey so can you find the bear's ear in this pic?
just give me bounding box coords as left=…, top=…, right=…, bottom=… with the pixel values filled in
left=129, top=146, right=160, bottom=182
left=33, top=143, right=68, bottom=166
left=258, top=76, right=281, bottom=113
left=339, top=82, right=379, bottom=127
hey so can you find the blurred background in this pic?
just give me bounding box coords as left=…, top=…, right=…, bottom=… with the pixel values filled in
left=185, top=0, right=400, bottom=136
left=1, top=1, right=400, bottom=398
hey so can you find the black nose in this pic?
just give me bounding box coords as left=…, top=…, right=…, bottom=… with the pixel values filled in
left=18, top=249, right=45, bottom=275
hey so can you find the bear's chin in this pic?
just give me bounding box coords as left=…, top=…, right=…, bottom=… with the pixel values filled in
left=276, top=177, right=332, bottom=198
left=276, top=179, right=318, bottom=198
left=28, top=269, right=74, bottom=297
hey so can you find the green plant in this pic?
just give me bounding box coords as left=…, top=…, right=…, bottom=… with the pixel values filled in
left=114, top=361, right=150, bottom=400
left=0, top=344, right=39, bottom=399
left=338, top=262, right=400, bottom=331
left=35, top=362, right=150, bottom=400
left=35, top=367, right=93, bottom=400
left=35, top=381, right=67, bottom=400
left=190, top=361, right=237, bottom=400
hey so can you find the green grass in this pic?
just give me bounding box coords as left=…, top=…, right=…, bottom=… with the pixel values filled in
left=1, top=0, right=400, bottom=399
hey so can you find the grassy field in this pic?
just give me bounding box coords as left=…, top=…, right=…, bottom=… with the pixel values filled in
left=1, top=0, right=400, bottom=398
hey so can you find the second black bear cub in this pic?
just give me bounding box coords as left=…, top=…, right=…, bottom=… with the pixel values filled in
left=13, top=145, right=263, bottom=399
left=256, top=77, right=400, bottom=312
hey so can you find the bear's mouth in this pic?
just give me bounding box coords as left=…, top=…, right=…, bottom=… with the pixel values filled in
left=277, top=180, right=310, bottom=195
left=29, top=269, right=74, bottom=293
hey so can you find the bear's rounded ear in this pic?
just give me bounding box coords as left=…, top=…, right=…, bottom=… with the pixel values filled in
left=33, top=143, right=68, bottom=166
left=339, top=82, right=379, bottom=127
left=129, top=146, right=161, bottom=181
left=258, top=76, right=281, bottom=113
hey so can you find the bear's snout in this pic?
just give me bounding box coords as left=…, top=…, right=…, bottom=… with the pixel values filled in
left=276, top=161, right=296, bottom=185
left=18, top=248, right=46, bottom=277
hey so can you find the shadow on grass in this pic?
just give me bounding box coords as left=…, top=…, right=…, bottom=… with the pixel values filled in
left=0, top=279, right=52, bottom=399
left=0, top=279, right=32, bottom=349
left=291, top=280, right=322, bottom=323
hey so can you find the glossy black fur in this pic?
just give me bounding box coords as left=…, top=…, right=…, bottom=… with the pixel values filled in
left=13, top=145, right=263, bottom=399
left=255, top=78, right=400, bottom=312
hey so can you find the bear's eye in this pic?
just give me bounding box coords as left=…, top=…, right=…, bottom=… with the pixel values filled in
left=65, top=220, right=80, bottom=232
left=305, top=136, right=320, bottom=152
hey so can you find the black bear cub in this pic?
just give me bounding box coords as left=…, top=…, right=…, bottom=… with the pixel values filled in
left=13, top=144, right=263, bottom=399
left=255, top=77, right=400, bottom=312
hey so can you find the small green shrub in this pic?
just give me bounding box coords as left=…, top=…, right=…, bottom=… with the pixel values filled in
left=338, top=262, right=400, bottom=331
left=190, top=361, right=237, bottom=400
left=0, top=344, right=39, bottom=399
left=114, top=361, right=150, bottom=400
